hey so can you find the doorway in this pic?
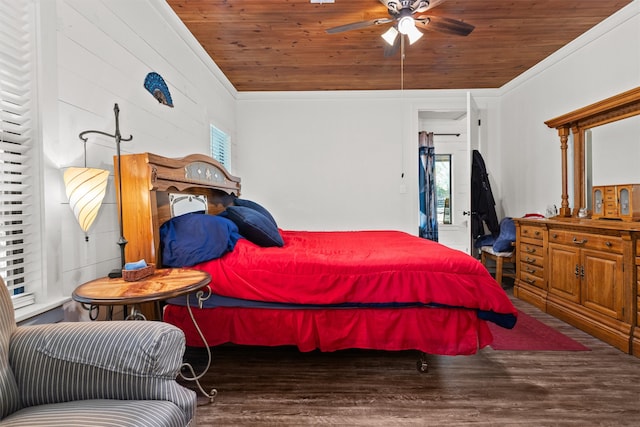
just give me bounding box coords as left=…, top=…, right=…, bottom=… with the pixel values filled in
left=418, top=94, right=480, bottom=254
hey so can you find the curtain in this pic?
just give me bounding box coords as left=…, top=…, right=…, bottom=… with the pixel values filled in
left=419, top=131, right=438, bottom=241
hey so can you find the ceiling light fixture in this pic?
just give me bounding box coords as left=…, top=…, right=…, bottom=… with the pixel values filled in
left=383, top=14, right=423, bottom=47
left=397, top=16, right=414, bottom=35
left=397, top=16, right=423, bottom=45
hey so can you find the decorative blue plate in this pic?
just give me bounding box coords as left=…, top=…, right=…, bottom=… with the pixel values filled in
left=144, top=72, right=173, bottom=107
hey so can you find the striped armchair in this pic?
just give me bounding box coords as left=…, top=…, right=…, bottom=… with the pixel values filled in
left=0, top=279, right=197, bottom=427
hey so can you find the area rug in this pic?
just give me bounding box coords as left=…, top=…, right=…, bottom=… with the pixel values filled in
left=488, top=310, right=590, bottom=351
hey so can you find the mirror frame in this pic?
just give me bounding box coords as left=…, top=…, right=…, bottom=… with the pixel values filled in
left=545, top=87, right=640, bottom=217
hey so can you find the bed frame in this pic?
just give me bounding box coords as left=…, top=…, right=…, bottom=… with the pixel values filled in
left=116, top=152, right=506, bottom=372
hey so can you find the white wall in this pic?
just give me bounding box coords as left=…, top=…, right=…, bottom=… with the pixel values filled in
left=497, top=2, right=640, bottom=217
left=44, top=0, right=238, bottom=300
left=236, top=91, right=499, bottom=233
left=236, top=93, right=414, bottom=232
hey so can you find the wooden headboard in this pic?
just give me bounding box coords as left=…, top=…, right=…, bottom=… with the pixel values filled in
left=115, top=152, right=241, bottom=267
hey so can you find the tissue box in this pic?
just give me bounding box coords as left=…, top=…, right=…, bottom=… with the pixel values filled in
left=122, top=263, right=156, bottom=282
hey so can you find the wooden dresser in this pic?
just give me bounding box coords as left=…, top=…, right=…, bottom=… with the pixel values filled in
left=522, top=87, right=640, bottom=357
left=514, top=217, right=640, bottom=356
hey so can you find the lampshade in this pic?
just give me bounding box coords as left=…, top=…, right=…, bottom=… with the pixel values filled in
left=64, top=167, right=109, bottom=233
left=406, top=25, right=423, bottom=45
left=381, top=26, right=399, bottom=46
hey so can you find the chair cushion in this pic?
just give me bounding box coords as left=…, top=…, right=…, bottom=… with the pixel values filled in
left=481, top=245, right=514, bottom=257
left=0, top=281, right=21, bottom=419
left=493, top=217, right=516, bottom=252
left=0, top=399, right=187, bottom=427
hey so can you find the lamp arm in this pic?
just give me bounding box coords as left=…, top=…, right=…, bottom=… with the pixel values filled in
left=77, top=103, right=133, bottom=276
left=79, top=130, right=133, bottom=142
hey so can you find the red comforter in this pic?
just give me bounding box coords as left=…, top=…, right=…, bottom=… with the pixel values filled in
left=192, top=230, right=516, bottom=325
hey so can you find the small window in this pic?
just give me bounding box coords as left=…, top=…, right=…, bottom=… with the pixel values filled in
left=210, top=124, right=231, bottom=171
left=436, top=154, right=452, bottom=224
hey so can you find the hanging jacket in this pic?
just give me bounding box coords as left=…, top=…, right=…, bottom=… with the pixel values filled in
left=471, top=150, right=499, bottom=239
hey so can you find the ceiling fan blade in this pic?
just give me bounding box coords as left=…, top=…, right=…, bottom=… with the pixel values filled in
left=423, top=0, right=449, bottom=12
left=326, top=18, right=393, bottom=34
left=383, top=34, right=402, bottom=57
left=415, top=15, right=475, bottom=36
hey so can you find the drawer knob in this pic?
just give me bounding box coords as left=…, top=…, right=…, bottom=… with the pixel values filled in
left=605, top=241, right=612, bottom=247
left=552, top=233, right=558, bottom=239
left=526, top=247, right=536, bottom=254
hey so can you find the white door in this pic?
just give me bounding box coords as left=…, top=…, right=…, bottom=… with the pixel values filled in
left=436, top=136, right=468, bottom=253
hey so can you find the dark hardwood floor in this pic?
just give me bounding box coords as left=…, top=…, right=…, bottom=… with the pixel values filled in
left=182, top=286, right=640, bottom=426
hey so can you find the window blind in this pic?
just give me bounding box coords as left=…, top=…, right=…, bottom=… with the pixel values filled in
left=210, top=124, right=231, bottom=171
left=0, top=0, right=37, bottom=308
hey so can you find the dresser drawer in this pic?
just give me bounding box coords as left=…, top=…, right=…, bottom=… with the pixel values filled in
left=548, top=230, right=623, bottom=253
left=520, top=262, right=543, bottom=279
left=520, top=250, right=543, bottom=268
left=520, top=225, right=544, bottom=241
left=604, top=186, right=616, bottom=200
left=604, top=201, right=618, bottom=217
left=519, top=270, right=543, bottom=288
left=520, top=242, right=542, bottom=257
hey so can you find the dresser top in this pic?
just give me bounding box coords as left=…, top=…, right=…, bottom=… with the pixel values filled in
left=514, top=217, right=640, bottom=233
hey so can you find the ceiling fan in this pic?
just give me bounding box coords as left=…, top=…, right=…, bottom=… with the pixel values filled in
left=326, top=0, right=475, bottom=56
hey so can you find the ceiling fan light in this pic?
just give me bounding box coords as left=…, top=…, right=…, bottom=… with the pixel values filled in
left=407, top=26, right=424, bottom=44
left=397, top=16, right=415, bottom=35
left=381, top=26, right=399, bottom=46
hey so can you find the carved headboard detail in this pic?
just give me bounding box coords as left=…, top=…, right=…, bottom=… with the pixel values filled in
left=115, top=152, right=241, bottom=266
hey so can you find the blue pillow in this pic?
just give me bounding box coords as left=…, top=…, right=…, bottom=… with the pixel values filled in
left=160, top=212, right=241, bottom=267
left=223, top=205, right=284, bottom=247
left=493, top=217, right=516, bottom=252
left=234, top=198, right=278, bottom=227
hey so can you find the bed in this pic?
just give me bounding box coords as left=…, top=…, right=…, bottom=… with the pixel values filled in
left=117, top=152, right=517, bottom=370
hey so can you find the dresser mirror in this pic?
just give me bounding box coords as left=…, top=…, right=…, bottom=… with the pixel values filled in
left=545, top=87, right=640, bottom=217
left=586, top=114, right=640, bottom=210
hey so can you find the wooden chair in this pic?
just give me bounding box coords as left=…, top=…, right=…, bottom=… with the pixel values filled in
left=480, top=243, right=515, bottom=286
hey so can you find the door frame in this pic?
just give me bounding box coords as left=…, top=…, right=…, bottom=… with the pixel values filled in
left=414, top=92, right=481, bottom=254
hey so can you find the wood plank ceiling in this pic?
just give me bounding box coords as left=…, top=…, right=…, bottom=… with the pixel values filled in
left=167, top=0, right=632, bottom=92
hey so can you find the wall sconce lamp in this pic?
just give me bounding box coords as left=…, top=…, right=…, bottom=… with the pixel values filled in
left=66, top=103, right=132, bottom=278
